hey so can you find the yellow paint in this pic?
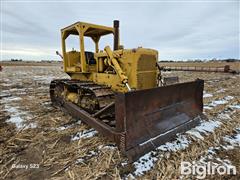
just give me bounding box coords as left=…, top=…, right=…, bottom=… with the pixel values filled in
left=66, top=92, right=78, bottom=103
left=61, top=21, right=158, bottom=93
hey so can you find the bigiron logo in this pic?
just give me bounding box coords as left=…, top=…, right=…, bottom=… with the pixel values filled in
left=180, top=161, right=236, bottom=179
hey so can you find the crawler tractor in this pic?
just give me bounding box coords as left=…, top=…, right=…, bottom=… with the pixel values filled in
left=50, top=20, right=204, bottom=161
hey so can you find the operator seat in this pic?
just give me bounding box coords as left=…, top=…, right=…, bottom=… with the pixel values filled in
left=85, top=51, right=96, bottom=65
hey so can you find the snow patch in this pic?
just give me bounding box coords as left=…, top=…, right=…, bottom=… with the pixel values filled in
left=5, top=106, right=24, bottom=129
left=132, top=107, right=235, bottom=176
left=57, top=126, right=68, bottom=131
left=216, top=89, right=225, bottom=93
left=0, top=92, right=11, bottom=98
left=71, top=129, right=97, bottom=141
left=225, top=96, right=234, bottom=100
left=223, top=134, right=240, bottom=147
left=126, top=174, right=135, bottom=179
left=207, top=147, right=216, bottom=155
left=211, top=100, right=228, bottom=106
left=186, top=130, right=204, bottom=140
left=203, top=93, right=213, bottom=98
left=194, top=120, right=221, bottom=134
left=4, top=105, right=33, bottom=130
left=157, top=135, right=190, bottom=151
left=206, top=96, right=233, bottom=109
left=204, top=105, right=213, bottom=110
left=133, top=151, right=158, bottom=176
left=197, top=147, right=235, bottom=169
left=217, top=113, right=231, bottom=120
left=8, top=116, right=24, bottom=129
left=133, top=135, right=191, bottom=176
left=25, top=122, right=37, bottom=129
left=98, top=144, right=116, bottom=150
left=229, top=104, right=240, bottom=109
left=2, top=96, right=22, bottom=103
left=75, top=158, right=84, bottom=164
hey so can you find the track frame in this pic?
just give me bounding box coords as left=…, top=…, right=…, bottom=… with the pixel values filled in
left=50, top=79, right=204, bottom=162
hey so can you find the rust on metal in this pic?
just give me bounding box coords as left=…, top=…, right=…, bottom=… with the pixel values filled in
left=160, top=64, right=232, bottom=73
left=114, top=79, right=204, bottom=161
left=113, top=20, right=119, bottom=50
left=50, top=79, right=204, bottom=162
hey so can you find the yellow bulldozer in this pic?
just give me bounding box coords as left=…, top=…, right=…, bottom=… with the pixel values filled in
left=50, top=20, right=204, bottom=162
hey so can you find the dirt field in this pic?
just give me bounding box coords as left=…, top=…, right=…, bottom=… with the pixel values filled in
left=0, top=64, right=239, bottom=179
left=0, top=61, right=61, bottom=67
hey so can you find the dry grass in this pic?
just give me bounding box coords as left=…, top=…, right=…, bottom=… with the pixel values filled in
left=0, top=65, right=239, bottom=179
left=0, top=61, right=61, bottom=67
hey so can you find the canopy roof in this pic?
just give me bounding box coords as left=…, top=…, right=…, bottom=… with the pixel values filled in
left=61, top=21, right=114, bottom=37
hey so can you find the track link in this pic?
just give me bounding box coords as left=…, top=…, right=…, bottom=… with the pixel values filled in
left=50, top=79, right=116, bottom=126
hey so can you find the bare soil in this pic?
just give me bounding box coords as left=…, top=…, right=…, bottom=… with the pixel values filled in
left=0, top=65, right=239, bottom=179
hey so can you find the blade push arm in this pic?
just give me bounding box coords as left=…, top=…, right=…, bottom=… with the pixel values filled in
left=104, top=46, right=131, bottom=91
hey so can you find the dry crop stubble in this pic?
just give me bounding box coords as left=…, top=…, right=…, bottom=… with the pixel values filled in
left=0, top=64, right=239, bottom=179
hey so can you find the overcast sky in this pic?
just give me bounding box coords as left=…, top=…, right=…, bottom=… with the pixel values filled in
left=1, top=1, right=239, bottom=61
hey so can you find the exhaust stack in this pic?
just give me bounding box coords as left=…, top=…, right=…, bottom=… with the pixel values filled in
left=113, top=20, right=119, bottom=50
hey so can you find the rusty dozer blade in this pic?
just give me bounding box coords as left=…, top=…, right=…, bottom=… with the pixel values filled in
left=115, top=79, right=204, bottom=161
left=50, top=79, right=204, bottom=162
